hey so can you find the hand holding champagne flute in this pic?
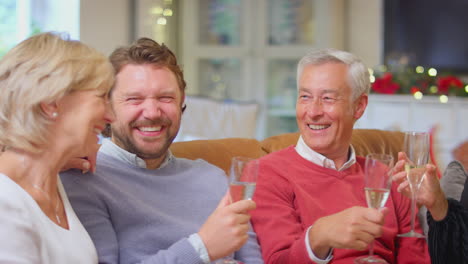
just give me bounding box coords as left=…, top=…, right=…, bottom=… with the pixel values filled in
left=217, top=157, right=258, bottom=264
left=355, top=153, right=394, bottom=264
left=398, top=131, right=430, bottom=238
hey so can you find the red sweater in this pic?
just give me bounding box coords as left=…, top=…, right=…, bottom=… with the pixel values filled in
left=251, top=146, right=430, bottom=264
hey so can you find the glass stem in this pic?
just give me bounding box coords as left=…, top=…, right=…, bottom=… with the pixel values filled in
left=410, top=188, right=417, bottom=232
left=369, top=241, right=375, bottom=256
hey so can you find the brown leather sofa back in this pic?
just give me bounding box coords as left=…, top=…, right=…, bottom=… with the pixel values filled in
left=170, top=137, right=266, bottom=173
left=171, top=129, right=405, bottom=174
left=260, top=129, right=404, bottom=159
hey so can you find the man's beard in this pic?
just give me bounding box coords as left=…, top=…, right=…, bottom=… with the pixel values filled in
left=111, top=118, right=176, bottom=159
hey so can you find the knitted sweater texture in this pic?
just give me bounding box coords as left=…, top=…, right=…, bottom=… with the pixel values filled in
left=61, top=145, right=262, bottom=264
left=250, top=146, right=430, bottom=264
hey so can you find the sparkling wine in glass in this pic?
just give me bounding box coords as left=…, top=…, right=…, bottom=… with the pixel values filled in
left=355, top=153, right=394, bottom=264
left=219, top=157, right=258, bottom=264
left=229, top=156, right=258, bottom=202
left=398, top=131, right=429, bottom=238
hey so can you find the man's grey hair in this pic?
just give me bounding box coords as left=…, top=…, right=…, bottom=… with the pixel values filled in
left=297, top=48, right=370, bottom=101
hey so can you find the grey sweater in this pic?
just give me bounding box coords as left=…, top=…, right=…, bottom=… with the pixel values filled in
left=61, top=139, right=263, bottom=264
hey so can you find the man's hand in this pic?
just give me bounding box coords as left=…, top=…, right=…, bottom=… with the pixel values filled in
left=308, top=206, right=388, bottom=258
left=198, top=192, right=256, bottom=261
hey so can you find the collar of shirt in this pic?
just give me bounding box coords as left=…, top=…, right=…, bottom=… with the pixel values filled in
left=295, top=135, right=356, bottom=171
left=100, top=138, right=173, bottom=169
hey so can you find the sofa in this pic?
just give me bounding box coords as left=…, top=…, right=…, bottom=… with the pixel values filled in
left=170, top=128, right=405, bottom=174
left=171, top=128, right=468, bottom=235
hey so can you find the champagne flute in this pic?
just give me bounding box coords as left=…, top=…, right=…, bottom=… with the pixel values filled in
left=218, top=157, right=258, bottom=264
left=229, top=156, right=258, bottom=202
left=355, top=153, right=394, bottom=264
left=398, top=131, right=429, bottom=238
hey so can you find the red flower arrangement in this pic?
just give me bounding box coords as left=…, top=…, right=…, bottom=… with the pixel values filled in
left=372, top=73, right=400, bottom=94
left=371, top=66, right=468, bottom=97
left=436, top=76, right=463, bottom=94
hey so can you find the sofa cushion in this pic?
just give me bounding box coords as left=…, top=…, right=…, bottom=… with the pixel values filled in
left=260, top=132, right=299, bottom=154
left=351, top=129, right=404, bottom=160
left=260, top=129, right=405, bottom=161
left=170, top=138, right=266, bottom=174
left=171, top=129, right=406, bottom=175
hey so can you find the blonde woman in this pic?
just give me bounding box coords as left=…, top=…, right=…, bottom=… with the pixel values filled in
left=0, top=32, right=114, bottom=263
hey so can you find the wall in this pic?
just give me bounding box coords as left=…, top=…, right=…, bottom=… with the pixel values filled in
left=357, top=95, right=468, bottom=171
left=345, top=0, right=383, bottom=68
left=78, top=0, right=383, bottom=65
left=80, top=0, right=132, bottom=55
left=134, top=0, right=179, bottom=53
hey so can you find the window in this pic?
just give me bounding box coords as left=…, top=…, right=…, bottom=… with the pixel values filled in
left=0, top=0, right=30, bottom=57
left=0, top=0, right=79, bottom=58
left=384, top=0, right=468, bottom=73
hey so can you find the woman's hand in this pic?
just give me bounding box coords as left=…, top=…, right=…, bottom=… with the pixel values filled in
left=392, top=152, right=448, bottom=220
left=61, top=143, right=100, bottom=173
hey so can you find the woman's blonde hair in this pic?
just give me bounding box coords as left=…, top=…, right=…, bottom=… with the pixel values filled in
left=0, top=32, right=115, bottom=153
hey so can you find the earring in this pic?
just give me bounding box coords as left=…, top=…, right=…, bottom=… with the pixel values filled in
left=52, top=112, right=58, bottom=118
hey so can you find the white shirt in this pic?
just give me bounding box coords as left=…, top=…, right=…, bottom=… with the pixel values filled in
left=295, top=136, right=357, bottom=264
left=295, top=136, right=356, bottom=171
left=100, top=138, right=173, bottom=169
left=0, top=173, right=98, bottom=263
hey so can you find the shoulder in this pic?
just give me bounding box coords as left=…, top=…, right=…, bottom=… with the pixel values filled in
left=60, top=156, right=112, bottom=199
left=258, top=146, right=308, bottom=177
left=0, top=176, right=42, bottom=261
left=60, top=168, right=101, bottom=193
left=356, top=155, right=366, bottom=165
left=0, top=174, right=36, bottom=228
left=172, top=157, right=226, bottom=176
left=61, top=152, right=126, bottom=187
left=95, top=151, right=128, bottom=171
left=259, top=146, right=297, bottom=164
left=170, top=158, right=228, bottom=189
left=0, top=174, right=29, bottom=209
left=163, top=158, right=228, bottom=199
left=256, top=147, right=300, bottom=187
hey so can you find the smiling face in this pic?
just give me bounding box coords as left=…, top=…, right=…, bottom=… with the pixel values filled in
left=56, top=88, right=114, bottom=157
left=109, top=64, right=184, bottom=167
left=296, top=62, right=367, bottom=167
